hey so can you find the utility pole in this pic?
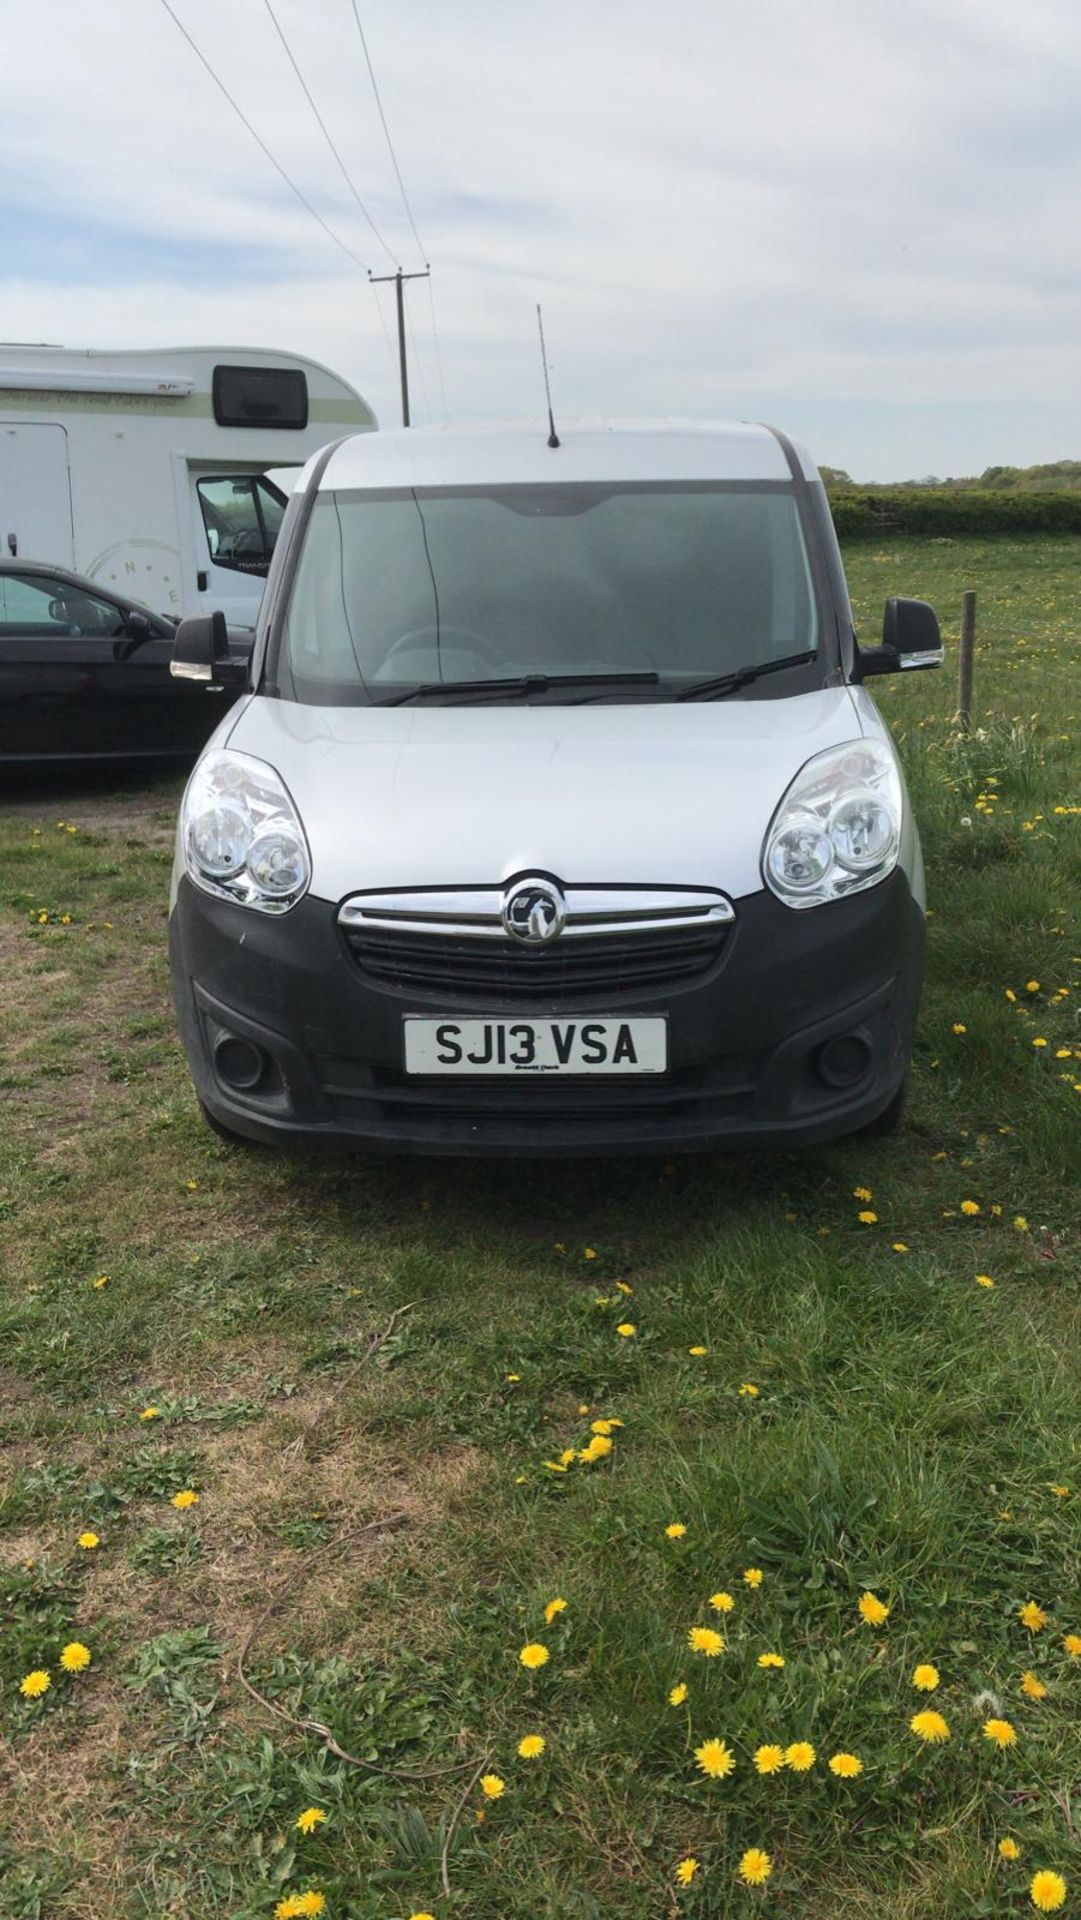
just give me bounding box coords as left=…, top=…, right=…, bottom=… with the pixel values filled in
left=369, top=266, right=430, bottom=426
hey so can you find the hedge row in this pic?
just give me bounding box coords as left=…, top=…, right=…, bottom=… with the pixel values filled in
left=826, top=488, right=1081, bottom=537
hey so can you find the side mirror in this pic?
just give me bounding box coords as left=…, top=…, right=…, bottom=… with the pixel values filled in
left=170, top=610, right=250, bottom=689
left=858, top=597, right=944, bottom=678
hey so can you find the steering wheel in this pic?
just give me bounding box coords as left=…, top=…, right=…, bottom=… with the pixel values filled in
left=380, top=625, right=507, bottom=675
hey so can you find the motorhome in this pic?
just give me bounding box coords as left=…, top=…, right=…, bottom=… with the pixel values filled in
left=0, top=345, right=375, bottom=626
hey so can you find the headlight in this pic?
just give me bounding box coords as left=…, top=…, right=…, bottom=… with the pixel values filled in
left=181, top=750, right=310, bottom=913
left=763, top=740, right=902, bottom=909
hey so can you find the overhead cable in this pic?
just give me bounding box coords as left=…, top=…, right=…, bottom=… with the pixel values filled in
left=157, top=0, right=371, bottom=274
left=261, top=0, right=400, bottom=270
left=348, top=0, right=429, bottom=267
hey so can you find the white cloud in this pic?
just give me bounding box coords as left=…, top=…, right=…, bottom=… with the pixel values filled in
left=3, top=0, right=1081, bottom=474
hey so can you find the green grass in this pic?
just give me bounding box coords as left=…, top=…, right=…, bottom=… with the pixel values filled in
left=0, top=534, right=1079, bottom=1920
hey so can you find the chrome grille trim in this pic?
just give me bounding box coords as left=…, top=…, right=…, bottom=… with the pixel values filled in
left=338, top=885, right=735, bottom=942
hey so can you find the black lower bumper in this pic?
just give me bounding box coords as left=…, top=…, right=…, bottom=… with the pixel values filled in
left=169, top=873, right=925, bottom=1156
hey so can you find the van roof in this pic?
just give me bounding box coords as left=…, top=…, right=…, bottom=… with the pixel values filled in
left=320, top=421, right=816, bottom=491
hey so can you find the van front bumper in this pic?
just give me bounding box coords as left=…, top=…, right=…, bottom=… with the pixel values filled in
left=169, top=872, right=925, bottom=1155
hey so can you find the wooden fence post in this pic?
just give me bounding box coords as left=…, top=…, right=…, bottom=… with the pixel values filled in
left=956, top=590, right=976, bottom=731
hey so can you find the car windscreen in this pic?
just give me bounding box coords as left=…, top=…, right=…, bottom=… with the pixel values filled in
left=275, top=482, right=820, bottom=704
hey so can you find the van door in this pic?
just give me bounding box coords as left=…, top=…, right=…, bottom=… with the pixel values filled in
left=0, top=424, right=75, bottom=566
left=191, top=472, right=286, bottom=629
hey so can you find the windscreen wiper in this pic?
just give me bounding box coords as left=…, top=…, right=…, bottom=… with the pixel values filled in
left=381, top=671, right=661, bottom=706
left=674, top=650, right=817, bottom=702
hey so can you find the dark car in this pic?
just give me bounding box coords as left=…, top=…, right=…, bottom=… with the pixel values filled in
left=0, top=562, right=240, bottom=763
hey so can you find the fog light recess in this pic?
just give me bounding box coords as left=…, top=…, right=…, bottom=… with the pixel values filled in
left=815, top=1031, right=873, bottom=1090
left=213, top=1033, right=268, bottom=1093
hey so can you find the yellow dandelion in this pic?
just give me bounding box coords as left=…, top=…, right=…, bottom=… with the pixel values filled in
left=1048, top=1485, right=1070, bottom=1499
left=785, top=1741, right=815, bottom=1772
left=579, top=1434, right=613, bottom=1462
left=92, top=1274, right=110, bottom=1289
left=688, top=1626, right=725, bottom=1657
left=738, top=1382, right=760, bottom=1397
left=295, top=1807, right=328, bottom=1835
left=1014, top=1215, right=1029, bottom=1231
left=912, top=1663, right=940, bottom=1691
left=519, top=1642, right=549, bottom=1670
left=479, top=1773, right=505, bottom=1799
left=910, top=1709, right=950, bottom=1743
left=960, top=1199, right=981, bottom=1216
left=757, top=1652, right=785, bottom=1669
left=999, top=1837, right=1021, bottom=1860
left=19, top=1670, right=51, bottom=1700
left=275, top=1898, right=303, bottom=1919
left=743, top=1567, right=763, bottom=1588
left=975, top=1273, right=995, bottom=1288
left=1063, top=1633, right=1081, bottom=1657
left=858, top=1591, right=889, bottom=1627
left=1026, top=980, right=1040, bottom=993
left=615, top=1280, right=633, bottom=1295
left=544, top=1597, right=567, bottom=1624
left=738, top=1848, right=772, bottom=1886
left=171, top=1489, right=199, bottom=1510
left=1021, top=1671, right=1048, bottom=1700
left=590, top=1418, right=614, bottom=1436
left=688, top=1345, right=708, bottom=1356
left=675, top=1857, right=698, bottom=1887
left=294, top=1898, right=326, bottom=1918
left=77, top=1532, right=100, bottom=1550
left=1030, top=1871, right=1067, bottom=1912
left=505, top=1373, right=520, bottom=1383
left=694, top=1737, right=735, bottom=1779
left=709, top=1591, right=735, bottom=1613
left=753, top=1743, right=786, bottom=1774
left=139, top=1406, right=161, bottom=1421
left=407, top=1914, right=437, bottom=1920
left=853, top=1185, right=873, bottom=1201
left=669, top=1682, right=688, bottom=1706
left=983, top=1718, right=1018, bottom=1748
left=59, top=1642, right=91, bottom=1673
left=857, top=1209, right=878, bottom=1224
left=892, top=1241, right=910, bottom=1252
left=615, top=1322, right=636, bottom=1337
left=952, top=1023, right=967, bottom=1034
left=583, top=1247, right=597, bottom=1259
left=828, top=1752, right=863, bottom=1777
left=517, top=1734, right=545, bottom=1759
left=665, top=1523, right=688, bottom=1539
left=1020, top=1602, right=1048, bottom=1633
left=542, top=1460, right=568, bottom=1473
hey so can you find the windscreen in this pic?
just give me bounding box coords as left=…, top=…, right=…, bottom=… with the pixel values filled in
left=278, top=482, right=819, bottom=702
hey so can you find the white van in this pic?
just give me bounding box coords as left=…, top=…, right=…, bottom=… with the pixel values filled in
left=0, top=345, right=375, bottom=627
left=167, top=422, right=943, bottom=1156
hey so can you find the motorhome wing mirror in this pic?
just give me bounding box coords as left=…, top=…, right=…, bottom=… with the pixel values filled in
left=170, top=611, right=250, bottom=688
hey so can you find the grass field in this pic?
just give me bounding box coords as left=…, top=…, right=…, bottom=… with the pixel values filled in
left=1, top=534, right=1079, bottom=1920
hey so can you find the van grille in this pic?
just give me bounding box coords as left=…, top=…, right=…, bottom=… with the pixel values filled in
left=342, top=923, right=728, bottom=1001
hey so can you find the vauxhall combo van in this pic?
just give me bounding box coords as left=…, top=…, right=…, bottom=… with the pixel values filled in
left=167, top=423, right=942, bottom=1154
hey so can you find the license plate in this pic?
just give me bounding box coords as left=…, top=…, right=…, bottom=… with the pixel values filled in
left=403, top=1015, right=667, bottom=1075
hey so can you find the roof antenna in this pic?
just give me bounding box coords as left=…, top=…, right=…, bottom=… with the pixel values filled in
left=536, top=303, right=560, bottom=448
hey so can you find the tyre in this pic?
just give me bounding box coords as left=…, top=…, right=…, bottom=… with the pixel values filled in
left=860, top=1074, right=908, bottom=1138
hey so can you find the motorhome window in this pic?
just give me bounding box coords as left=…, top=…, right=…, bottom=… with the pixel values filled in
left=277, top=482, right=821, bottom=703
left=197, top=476, right=287, bottom=576
left=0, top=573, right=124, bottom=636
left=212, top=365, right=308, bottom=430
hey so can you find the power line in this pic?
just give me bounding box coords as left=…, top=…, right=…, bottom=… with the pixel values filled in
left=156, top=0, right=371, bottom=275
left=348, top=0, right=428, bottom=267
left=261, top=0, right=400, bottom=270
left=349, top=2, right=449, bottom=417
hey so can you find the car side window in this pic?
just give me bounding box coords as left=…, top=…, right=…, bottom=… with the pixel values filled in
left=0, top=574, right=124, bottom=637
left=197, top=476, right=287, bottom=576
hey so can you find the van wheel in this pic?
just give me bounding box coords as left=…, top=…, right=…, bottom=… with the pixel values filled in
left=198, top=1099, right=257, bottom=1146
left=860, top=1074, right=908, bottom=1138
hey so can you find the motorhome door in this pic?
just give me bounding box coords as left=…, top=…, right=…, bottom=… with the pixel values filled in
left=0, top=424, right=75, bottom=567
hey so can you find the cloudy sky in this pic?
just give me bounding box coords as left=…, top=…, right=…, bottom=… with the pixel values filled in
left=4, top=0, right=1080, bottom=478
